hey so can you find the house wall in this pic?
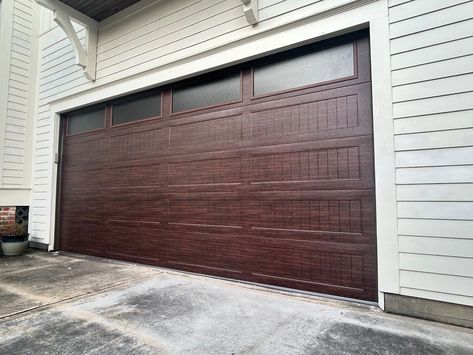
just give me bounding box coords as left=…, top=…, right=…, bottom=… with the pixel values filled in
left=389, top=0, right=473, bottom=307
left=30, top=0, right=473, bottom=308
left=0, top=0, right=39, bottom=206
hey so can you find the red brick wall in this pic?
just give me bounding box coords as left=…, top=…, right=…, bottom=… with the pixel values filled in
left=0, top=207, right=16, bottom=224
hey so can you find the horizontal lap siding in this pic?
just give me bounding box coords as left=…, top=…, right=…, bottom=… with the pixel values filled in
left=2, top=0, right=34, bottom=186
left=36, top=0, right=361, bottom=103
left=30, top=8, right=67, bottom=241
left=389, top=0, right=473, bottom=306
left=93, top=0, right=348, bottom=81
left=30, top=101, right=52, bottom=240
left=31, top=9, right=90, bottom=241
left=30, top=6, right=83, bottom=241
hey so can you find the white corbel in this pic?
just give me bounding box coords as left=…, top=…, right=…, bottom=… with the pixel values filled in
left=241, top=0, right=259, bottom=26
left=35, top=0, right=98, bottom=81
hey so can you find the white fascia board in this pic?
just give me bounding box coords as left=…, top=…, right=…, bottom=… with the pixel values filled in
left=34, top=0, right=98, bottom=81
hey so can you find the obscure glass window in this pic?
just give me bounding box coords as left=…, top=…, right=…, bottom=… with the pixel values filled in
left=253, top=43, right=354, bottom=96
left=112, top=90, right=161, bottom=125
left=172, top=72, right=241, bottom=113
left=67, top=105, right=105, bottom=135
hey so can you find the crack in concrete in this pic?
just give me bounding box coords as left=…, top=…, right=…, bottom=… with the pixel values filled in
left=0, top=274, right=169, bottom=353
left=0, top=258, right=83, bottom=275
left=56, top=305, right=169, bottom=354
left=0, top=274, right=161, bottom=320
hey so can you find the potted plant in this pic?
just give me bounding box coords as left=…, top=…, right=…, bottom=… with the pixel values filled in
left=0, top=222, right=29, bottom=256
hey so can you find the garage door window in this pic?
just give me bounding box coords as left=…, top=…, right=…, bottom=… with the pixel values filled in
left=253, top=42, right=355, bottom=96
left=172, top=72, right=241, bottom=113
left=112, top=90, right=162, bottom=125
left=67, top=105, right=105, bottom=135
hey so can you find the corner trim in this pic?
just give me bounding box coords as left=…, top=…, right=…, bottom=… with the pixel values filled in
left=0, top=0, right=15, bottom=184
left=370, top=15, right=400, bottom=295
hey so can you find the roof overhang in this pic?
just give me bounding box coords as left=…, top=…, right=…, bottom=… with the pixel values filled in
left=57, top=0, right=143, bottom=21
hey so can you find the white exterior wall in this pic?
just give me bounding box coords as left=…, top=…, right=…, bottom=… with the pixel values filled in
left=0, top=0, right=38, bottom=206
left=389, top=0, right=473, bottom=306
left=29, top=0, right=472, bottom=307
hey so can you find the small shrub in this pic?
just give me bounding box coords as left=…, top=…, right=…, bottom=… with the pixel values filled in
left=0, top=222, right=27, bottom=236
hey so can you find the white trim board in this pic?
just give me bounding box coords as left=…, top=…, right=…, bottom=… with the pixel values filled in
left=0, top=0, right=14, bottom=186
left=0, top=187, right=31, bottom=206
left=23, top=0, right=41, bottom=200
left=43, top=0, right=398, bottom=307
left=370, top=15, right=399, bottom=296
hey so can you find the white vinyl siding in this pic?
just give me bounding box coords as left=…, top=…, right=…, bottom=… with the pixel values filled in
left=390, top=0, right=473, bottom=306
left=30, top=102, right=52, bottom=239
left=398, top=219, right=473, bottom=240
left=0, top=0, right=35, bottom=186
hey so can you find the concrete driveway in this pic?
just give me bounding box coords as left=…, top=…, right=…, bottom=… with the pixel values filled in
left=1, top=250, right=472, bottom=355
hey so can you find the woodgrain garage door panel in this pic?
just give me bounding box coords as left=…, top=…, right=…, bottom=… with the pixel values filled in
left=247, top=83, right=373, bottom=140
left=58, top=32, right=377, bottom=301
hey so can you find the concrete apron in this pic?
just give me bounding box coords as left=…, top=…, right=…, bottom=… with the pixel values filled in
left=1, top=250, right=472, bottom=355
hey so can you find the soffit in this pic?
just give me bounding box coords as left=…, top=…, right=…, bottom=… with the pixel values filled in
left=58, top=0, right=142, bottom=21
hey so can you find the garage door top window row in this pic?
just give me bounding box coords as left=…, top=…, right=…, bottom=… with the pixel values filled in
left=65, top=41, right=355, bottom=136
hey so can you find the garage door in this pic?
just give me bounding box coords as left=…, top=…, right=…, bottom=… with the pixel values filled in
left=58, top=31, right=377, bottom=301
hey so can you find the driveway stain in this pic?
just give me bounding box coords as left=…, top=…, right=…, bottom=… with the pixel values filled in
left=1, top=251, right=472, bottom=354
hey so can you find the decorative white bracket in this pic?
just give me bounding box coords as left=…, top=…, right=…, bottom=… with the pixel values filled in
left=35, top=0, right=98, bottom=81
left=241, top=0, right=259, bottom=26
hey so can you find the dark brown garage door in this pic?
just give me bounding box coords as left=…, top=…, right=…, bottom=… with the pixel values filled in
left=58, top=31, right=377, bottom=301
